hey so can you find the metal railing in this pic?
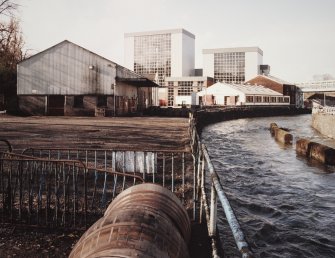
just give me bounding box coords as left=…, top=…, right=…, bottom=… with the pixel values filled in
left=0, top=151, right=144, bottom=229
left=312, top=105, right=335, bottom=115
left=21, top=148, right=194, bottom=203
left=189, top=113, right=252, bottom=258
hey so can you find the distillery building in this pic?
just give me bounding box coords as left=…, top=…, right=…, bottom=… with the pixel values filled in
left=124, top=28, right=195, bottom=86
left=17, top=40, right=158, bottom=116
left=203, top=47, right=263, bottom=83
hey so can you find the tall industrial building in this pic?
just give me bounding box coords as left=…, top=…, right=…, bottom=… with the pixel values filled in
left=203, top=47, right=263, bottom=83
left=124, top=29, right=195, bottom=86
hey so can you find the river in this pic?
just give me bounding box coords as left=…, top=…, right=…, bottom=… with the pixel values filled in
left=201, top=114, right=335, bottom=257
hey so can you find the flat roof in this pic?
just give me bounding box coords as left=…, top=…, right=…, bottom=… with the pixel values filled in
left=203, top=47, right=263, bottom=55
left=125, top=28, right=195, bottom=39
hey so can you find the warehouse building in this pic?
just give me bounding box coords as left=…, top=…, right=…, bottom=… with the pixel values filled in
left=246, top=73, right=298, bottom=107
left=17, top=40, right=158, bottom=116
left=196, top=82, right=290, bottom=106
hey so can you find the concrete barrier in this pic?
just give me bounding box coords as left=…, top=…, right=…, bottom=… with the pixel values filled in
left=296, top=138, right=335, bottom=166
left=270, top=123, right=278, bottom=136
left=270, top=123, right=293, bottom=144
left=309, top=142, right=335, bottom=165
left=296, top=139, right=311, bottom=156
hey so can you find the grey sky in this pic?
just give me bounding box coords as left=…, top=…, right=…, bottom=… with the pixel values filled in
left=18, top=0, right=335, bottom=82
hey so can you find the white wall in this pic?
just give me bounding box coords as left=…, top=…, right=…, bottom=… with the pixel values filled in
left=171, top=33, right=183, bottom=77
left=176, top=95, right=192, bottom=105
left=182, top=33, right=195, bottom=76
left=245, top=52, right=263, bottom=81
left=124, top=36, right=135, bottom=71
left=197, top=83, right=245, bottom=105
left=203, top=53, right=214, bottom=78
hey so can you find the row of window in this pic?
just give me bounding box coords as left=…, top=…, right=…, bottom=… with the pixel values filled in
left=165, top=81, right=204, bottom=87
left=214, top=52, right=246, bottom=83
left=134, top=34, right=171, bottom=86
left=245, top=96, right=290, bottom=103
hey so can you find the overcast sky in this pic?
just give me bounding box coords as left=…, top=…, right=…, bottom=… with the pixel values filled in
left=16, top=0, right=335, bottom=82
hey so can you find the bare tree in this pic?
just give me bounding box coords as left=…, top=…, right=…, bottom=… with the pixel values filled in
left=0, top=0, right=26, bottom=112
left=0, top=19, right=26, bottom=68
left=0, top=0, right=18, bottom=17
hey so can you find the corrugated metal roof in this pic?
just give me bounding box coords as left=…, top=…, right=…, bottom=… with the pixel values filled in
left=258, top=74, right=293, bottom=85
left=208, top=82, right=282, bottom=96
left=19, top=40, right=159, bottom=89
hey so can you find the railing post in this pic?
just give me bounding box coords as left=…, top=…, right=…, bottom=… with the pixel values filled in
left=209, top=182, right=217, bottom=236
left=199, top=151, right=205, bottom=224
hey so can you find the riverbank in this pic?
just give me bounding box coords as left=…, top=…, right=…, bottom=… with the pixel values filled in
left=195, top=106, right=311, bottom=131
left=0, top=115, right=190, bottom=153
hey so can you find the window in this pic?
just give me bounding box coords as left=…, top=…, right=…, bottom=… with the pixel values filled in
left=134, top=34, right=171, bottom=86
left=263, top=96, right=270, bottom=102
left=214, top=52, right=245, bottom=83
left=97, top=96, right=107, bottom=107
left=255, top=96, right=262, bottom=102
left=246, top=96, right=254, bottom=103
left=168, top=86, right=174, bottom=106
left=177, top=81, right=193, bottom=96
left=74, top=96, right=84, bottom=108
left=271, top=97, right=277, bottom=103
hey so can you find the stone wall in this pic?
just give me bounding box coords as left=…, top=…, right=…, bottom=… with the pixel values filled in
left=312, top=113, right=335, bottom=139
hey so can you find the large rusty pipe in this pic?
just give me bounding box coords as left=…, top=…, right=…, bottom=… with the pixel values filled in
left=69, top=183, right=191, bottom=258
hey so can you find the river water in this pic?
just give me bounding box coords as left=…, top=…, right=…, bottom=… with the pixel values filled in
left=201, top=114, right=335, bottom=258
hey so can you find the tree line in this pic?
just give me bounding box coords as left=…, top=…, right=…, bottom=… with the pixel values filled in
left=0, top=0, right=26, bottom=112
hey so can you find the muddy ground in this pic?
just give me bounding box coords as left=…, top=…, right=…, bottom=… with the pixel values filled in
left=0, top=115, right=190, bottom=153
left=0, top=115, right=193, bottom=257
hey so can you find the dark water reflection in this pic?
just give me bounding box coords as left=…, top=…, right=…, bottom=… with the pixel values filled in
left=201, top=115, right=335, bottom=257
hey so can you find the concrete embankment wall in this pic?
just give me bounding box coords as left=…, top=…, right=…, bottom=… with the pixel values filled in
left=312, top=113, right=335, bottom=139
left=196, top=106, right=310, bottom=131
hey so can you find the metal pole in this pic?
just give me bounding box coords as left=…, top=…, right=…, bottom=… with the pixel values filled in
left=202, top=144, right=252, bottom=257
left=209, top=182, right=217, bottom=236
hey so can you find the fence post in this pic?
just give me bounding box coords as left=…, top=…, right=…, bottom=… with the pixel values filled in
left=209, top=182, right=217, bottom=236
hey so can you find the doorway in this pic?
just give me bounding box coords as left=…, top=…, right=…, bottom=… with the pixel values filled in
left=48, top=95, right=65, bottom=116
